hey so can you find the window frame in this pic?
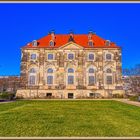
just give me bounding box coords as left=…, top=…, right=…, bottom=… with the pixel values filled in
left=30, top=53, right=37, bottom=60
left=67, top=53, right=75, bottom=60
left=67, top=68, right=75, bottom=85
left=47, top=53, right=54, bottom=60
left=87, top=67, right=96, bottom=86
left=28, top=68, right=37, bottom=86
left=87, top=53, right=95, bottom=61
left=105, top=53, right=113, bottom=61
left=49, top=40, right=54, bottom=47
left=106, top=75, right=113, bottom=85
left=88, top=40, right=94, bottom=47
left=46, top=67, right=55, bottom=85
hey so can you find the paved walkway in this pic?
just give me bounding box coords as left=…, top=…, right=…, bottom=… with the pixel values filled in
left=114, top=99, right=140, bottom=107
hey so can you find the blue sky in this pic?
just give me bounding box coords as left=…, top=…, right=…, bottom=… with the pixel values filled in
left=0, top=3, right=140, bottom=75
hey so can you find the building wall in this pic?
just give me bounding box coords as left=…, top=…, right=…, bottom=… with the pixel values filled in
left=17, top=43, right=124, bottom=98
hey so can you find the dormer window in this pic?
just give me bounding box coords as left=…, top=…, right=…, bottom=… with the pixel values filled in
left=68, top=31, right=75, bottom=42
left=32, top=40, right=38, bottom=47
left=49, top=40, right=54, bottom=47
left=105, top=40, right=110, bottom=46
left=88, top=40, right=93, bottom=47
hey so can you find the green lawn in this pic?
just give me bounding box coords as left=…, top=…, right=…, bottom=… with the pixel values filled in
left=0, top=100, right=140, bottom=137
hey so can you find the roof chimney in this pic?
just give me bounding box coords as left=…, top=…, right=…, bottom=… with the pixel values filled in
left=88, top=30, right=93, bottom=40
left=50, top=30, right=55, bottom=41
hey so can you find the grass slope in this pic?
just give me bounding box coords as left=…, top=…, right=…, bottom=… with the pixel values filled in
left=0, top=100, right=140, bottom=137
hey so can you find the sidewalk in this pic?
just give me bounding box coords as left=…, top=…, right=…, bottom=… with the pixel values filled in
left=114, top=99, right=140, bottom=107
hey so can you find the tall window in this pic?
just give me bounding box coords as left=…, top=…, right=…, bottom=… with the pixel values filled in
left=89, top=76, right=95, bottom=85
left=29, top=75, right=36, bottom=85
left=31, top=54, right=36, bottom=60
left=47, top=68, right=54, bottom=85
left=88, top=53, right=94, bottom=61
left=67, top=68, right=74, bottom=85
left=48, top=54, right=54, bottom=60
left=68, top=53, right=74, bottom=60
left=47, top=76, right=53, bottom=84
left=88, top=67, right=96, bottom=86
left=105, top=68, right=113, bottom=85
left=68, top=76, right=74, bottom=84
left=106, top=53, right=112, bottom=61
left=106, top=76, right=112, bottom=84
left=29, top=68, right=36, bottom=85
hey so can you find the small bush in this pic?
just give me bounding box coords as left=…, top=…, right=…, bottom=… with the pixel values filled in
left=113, top=94, right=124, bottom=98
left=129, top=96, right=139, bottom=101
left=0, top=92, right=15, bottom=100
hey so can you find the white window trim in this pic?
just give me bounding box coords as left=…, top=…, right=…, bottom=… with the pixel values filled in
left=66, top=68, right=75, bottom=85
left=105, top=52, right=113, bottom=61
left=86, top=66, right=96, bottom=86
left=46, top=68, right=55, bottom=85
left=28, top=68, right=37, bottom=86
left=87, top=52, right=95, bottom=61
left=30, top=53, right=37, bottom=61
left=104, top=67, right=113, bottom=85
left=47, top=53, right=55, bottom=61
left=67, top=52, right=75, bottom=60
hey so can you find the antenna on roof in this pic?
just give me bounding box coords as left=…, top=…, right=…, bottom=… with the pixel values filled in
left=69, top=29, right=74, bottom=34
left=88, top=29, right=96, bottom=34
left=51, top=29, right=55, bottom=34
left=48, top=29, right=55, bottom=35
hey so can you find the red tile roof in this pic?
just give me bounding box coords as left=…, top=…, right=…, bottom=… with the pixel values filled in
left=24, top=34, right=120, bottom=49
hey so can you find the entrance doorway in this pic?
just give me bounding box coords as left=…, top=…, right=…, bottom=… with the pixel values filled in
left=46, top=93, right=52, bottom=98
left=68, top=93, right=74, bottom=99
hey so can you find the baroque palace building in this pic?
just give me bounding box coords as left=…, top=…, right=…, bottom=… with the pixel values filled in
left=16, top=31, right=124, bottom=99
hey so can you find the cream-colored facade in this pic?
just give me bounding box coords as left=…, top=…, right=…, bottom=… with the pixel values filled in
left=17, top=32, right=124, bottom=99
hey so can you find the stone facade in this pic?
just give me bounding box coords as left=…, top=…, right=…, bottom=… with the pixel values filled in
left=16, top=32, right=124, bottom=99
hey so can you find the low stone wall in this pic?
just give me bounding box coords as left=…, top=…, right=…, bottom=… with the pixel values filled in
left=16, top=89, right=125, bottom=99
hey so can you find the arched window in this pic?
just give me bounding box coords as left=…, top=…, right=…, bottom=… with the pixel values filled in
left=67, top=68, right=74, bottom=85
left=87, top=67, right=96, bottom=86
left=89, top=68, right=94, bottom=73
left=46, top=68, right=54, bottom=85
left=106, top=53, right=112, bottom=61
left=68, top=68, right=74, bottom=73
left=29, top=68, right=36, bottom=73
left=47, top=68, right=53, bottom=73
left=29, top=68, right=37, bottom=85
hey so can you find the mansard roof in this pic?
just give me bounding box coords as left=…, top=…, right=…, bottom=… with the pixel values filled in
left=24, top=34, right=120, bottom=49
